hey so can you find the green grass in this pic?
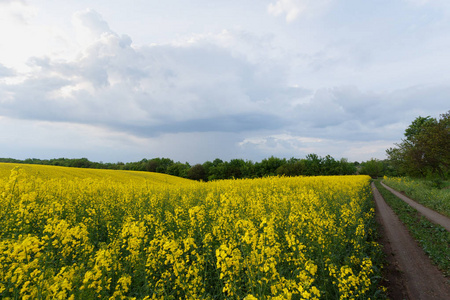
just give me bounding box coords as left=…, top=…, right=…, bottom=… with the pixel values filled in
left=382, top=176, right=450, bottom=218
left=374, top=180, right=450, bottom=277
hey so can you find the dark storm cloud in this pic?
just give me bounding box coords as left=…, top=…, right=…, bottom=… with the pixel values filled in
left=110, top=113, right=287, bottom=137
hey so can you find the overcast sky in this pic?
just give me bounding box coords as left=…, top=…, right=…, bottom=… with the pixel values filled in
left=0, top=0, right=449, bottom=164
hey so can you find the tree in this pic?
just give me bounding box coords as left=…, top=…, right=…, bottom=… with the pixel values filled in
left=145, top=160, right=158, bottom=172
left=224, top=159, right=247, bottom=179
left=255, top=156, right=286, bottom=177
left=144, top=158, right=174, bottom=173
left=304, top=154, right=321, bottom=176
left=322, top=155, right=338, bottom=175
left=386, top=111, right=450, bottom=178
left=337, top=158, right=357, bottom=175
left=276, top=160, right=305, bottom=176
left=187, top=164, right=207, bottom=181
left=69, top=158, right=92, bottom=168
left=414, top=112, right=450, bottom=178
left=360, top=158, right=384, bottom=178
left=404, top=116, right=436, bottom=141
left=205, top=159, right=226, bottom=181
left=167, top=162, right=190, bottom=178
left=240, top=160, right=256, bottom=178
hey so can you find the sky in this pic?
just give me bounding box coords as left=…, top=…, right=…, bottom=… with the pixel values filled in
left=0, top=0, right=449, bottom=164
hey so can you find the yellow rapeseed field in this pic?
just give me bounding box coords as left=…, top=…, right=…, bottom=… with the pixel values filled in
left=0, top=163, right=382, bottom=299
left=0, top=163, right=192, bottom=185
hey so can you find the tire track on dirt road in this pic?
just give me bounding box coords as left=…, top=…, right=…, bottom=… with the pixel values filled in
left=380, top=181, right=450, bottom=231
left=372, top=182, right=450, bottom=299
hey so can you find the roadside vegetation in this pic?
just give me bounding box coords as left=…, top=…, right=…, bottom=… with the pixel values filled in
left=374, top=180, right=450, bottom=277
left=383, top=176, right=450, bottom=217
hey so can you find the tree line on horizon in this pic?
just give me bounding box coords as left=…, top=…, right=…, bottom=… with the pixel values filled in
left=0, top=154, right=391, bottom=181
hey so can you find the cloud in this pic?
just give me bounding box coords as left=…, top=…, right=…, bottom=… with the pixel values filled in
left=403, top=0, right=449, bottom=7
left=72, top=9, right=113, bottom=47
left=402, top=0, right=450, bottom=17
left=2, top=7, right=448, bottom=145
left=1, top=5, right=449, bottom=163
left=267, top=0, right=331, bottom=22
left=268, top=0, right=305, bottom=22
left=1, top=9, right=301, bottom=139
left=0, top=0, right=25, bottom=3
left=287, top=85, right=450, bottom=143
left=239, top=133, right=323, bottom=153
left=0, top=64, right=15, bottom=77
left=0, top=116, right=155, bottom=162
left=112, top=113, right=287, bottom=138
left=0, top=0, right=36, bottom=24
left=237, top=132, right=393, bottom=161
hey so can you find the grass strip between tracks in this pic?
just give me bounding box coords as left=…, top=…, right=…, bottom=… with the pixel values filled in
left=374, top=180, right=450, bottom=277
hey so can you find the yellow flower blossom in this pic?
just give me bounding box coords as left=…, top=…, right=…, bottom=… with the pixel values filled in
left=0, top=163, right=382, bottom=299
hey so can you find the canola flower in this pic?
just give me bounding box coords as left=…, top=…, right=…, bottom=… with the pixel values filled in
left=0, top=163, right=383, bottom=299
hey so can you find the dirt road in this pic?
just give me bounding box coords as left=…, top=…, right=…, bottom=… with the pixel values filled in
left=372, top=182, right=450, bottom=299
left=380, top=182, right=450, bottom=231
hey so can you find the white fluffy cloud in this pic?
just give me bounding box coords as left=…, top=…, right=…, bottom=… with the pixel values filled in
left=267, top=0, right=331, bottom=21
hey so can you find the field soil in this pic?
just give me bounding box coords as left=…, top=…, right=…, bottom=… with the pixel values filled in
left=372, top=183, right=450, bottom=299
left=380, top=182, right=450, bottom=231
